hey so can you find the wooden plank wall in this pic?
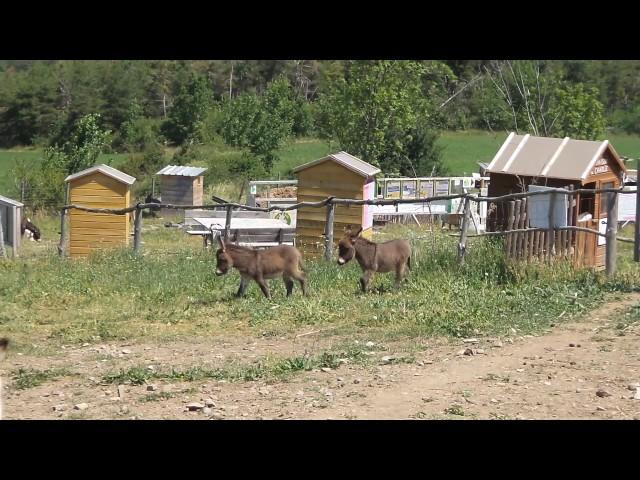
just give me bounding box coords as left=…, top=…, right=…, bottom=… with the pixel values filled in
left=296, top=161, right=371, bottom=256
left=68, top=172, right=130, bottom=257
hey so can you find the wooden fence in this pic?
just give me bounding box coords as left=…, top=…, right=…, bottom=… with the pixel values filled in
left=57, top=186, right=639, bottom=277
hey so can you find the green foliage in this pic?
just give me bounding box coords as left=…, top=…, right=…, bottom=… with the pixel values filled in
left=550, top=84, right=605, bottom=139
left=221, top=75, right=296, bottom=172
left=119, top=98, right=163, bottom=152
left=161, top=74, right=214, bottom=145
left=317, top=60, right=444, bottom=175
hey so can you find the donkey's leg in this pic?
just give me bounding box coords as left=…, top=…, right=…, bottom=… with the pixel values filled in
left=236, top=275, right=249, bottom=298
left=360, top=270, right=373, bottom=293
left=255, top=276, right=271, bottom=299
left=283, top=274, right=295, bottom=297
left=395, top=263, right=407, bottom=288
left=291, top=271, right=307, bottom=296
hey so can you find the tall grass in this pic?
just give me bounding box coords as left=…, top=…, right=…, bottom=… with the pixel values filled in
left=2, top=222, right=638, bottom=346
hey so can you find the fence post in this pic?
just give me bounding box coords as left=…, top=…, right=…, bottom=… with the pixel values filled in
left=457, top=196, right=471, bottom=265
left=225, top=205, right=233, bottom=241
left=635, top=157, right=640, bottom=262
left=324, top=201, right=335, bottom=261
left=605, top=191, right=618, bottom=277
left=0, top=209, right=6, bottom=258
left=567, top=185, right=575, bottom=259
left=57, top=207, right=67, bottom=257
left=133, top=204, right=143, bottom=254
left=547, top=192, right=556, bottom=264
left=505, top=201, right=515, bottom=257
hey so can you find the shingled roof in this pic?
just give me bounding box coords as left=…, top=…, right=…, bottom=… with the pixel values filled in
left=486, top=132, right=625, bottom=181
left=293, top=151, right=381, bottom=178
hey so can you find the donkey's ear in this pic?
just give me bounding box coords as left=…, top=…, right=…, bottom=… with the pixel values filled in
left=354, top=227, right=363, bottom=237
left=217, top=235, right=226, bottom=252
left=344, top=224, right=352, bottom=235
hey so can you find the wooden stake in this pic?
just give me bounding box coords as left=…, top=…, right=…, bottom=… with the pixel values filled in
left=605, top=191, right=618, bottom=277
left=457, top=197, right=472, bottom=265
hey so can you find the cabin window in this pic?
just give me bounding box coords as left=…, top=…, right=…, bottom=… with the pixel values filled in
left=600, top=181, right=615, bottom=215
left=579, top=182, right=596, bottom=220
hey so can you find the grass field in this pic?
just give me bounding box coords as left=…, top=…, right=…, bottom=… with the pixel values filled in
left=1, top=217, right=638, bottom=349
left=2, top=130, right=639, bottom=199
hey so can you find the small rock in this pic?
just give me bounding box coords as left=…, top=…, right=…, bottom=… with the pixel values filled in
left=353, top=378, right=361, bottom=384
left=490, top=398, right=499, bottom=404
left=417, top=361, right=424, bottom=366
left=463, top=338, right=479, bottom=344
left=210, top=412, right=224, bottom=420
left=596, top=389, right=611, bottom=398
left=146, top=385, right=158, bottom=392
left=321, top=367, right=332, bottom=373
left=596, top=406, right=606, bottom=411
left=463, top=348, right=474, bottom=356
left=475, top=349, right=485, bottom=355
left=121, top=349, right=132, bottom=355
left=634, top=388, right=640, bottom=400
left=423, top=360, right=433, bottom=364
left=120, top=405, right=129, bottom=414
left=52, top=404, right=66, bottom=412
left=493, top=341, right=503, bottom=348
left=186, top=402, right=204, bottom=411
left=380, top=355, right=396, bottom=364
left=74, top=403, right=89, bottom=411
left=336, top=377, right=344, bottom=383
left=627, top=383, right=640, bottom=391
left=365, top=341, right=375, bottom=347
left=516, top=368, right=525, bottom=373
left=569, top=343, right=576, bottom=347
left=205, top=398, right=216, bottom=407
left=109, top=397, right=120, bottom=402
left=203, top=407, right=212, bottom=415
left=117, top=385, right=126, bottom=398
left=82, top=343, right=90, bottom=347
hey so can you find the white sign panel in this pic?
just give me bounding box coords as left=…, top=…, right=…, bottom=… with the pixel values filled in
left=527, top=185, right=568, bottom=229
left=250, top=184, right=257, bottom=195
left=598, top=218, right=607, bottom=246
left=618, top=187, right=636, bottom=222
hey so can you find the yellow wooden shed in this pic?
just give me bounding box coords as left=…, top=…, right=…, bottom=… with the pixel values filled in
left=293, top=151, right=380, bottom=256
left=64, top=164, right=136, bottom=257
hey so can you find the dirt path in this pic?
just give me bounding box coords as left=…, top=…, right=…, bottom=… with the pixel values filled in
left=3, top=294, right=640, bottom=420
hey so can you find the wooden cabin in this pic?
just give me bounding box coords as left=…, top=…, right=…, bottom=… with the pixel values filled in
left=486, top=133, right=626, bottom=269
left=293, top=151, right=380, bottom=256
left=64, top=164, right=136, bottom=258
left=156, top=165, right=207, bottom=217
left=0, top=194, right=24, bottom=257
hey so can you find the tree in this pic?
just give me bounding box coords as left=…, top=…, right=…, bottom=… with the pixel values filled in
left=221, top=76, right=296, bottom=172
left=45, top=113, right=112, bottom=175
left=549, top=84, right=605, bottom=139
left=316, top=60, right=445, bottom=175
left=162, top=74, right=214, bottom=145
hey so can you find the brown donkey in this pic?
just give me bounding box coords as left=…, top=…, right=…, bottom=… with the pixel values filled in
left=337, top=226, right=411, bottom=292
left=214, top=237, right=307, bottom=299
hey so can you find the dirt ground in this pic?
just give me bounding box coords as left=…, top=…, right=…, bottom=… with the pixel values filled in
left=2, top=293, right=640, bottom=420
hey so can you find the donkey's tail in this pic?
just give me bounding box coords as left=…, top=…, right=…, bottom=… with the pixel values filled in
left=407, top=256, right=411, bottom=271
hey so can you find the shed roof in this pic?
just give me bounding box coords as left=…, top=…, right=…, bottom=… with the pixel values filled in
left=0, top=194, right=24, bottom=207
left=156, top=165, right=208, bottom=177
left=293, top=151, right=381, bottom=178
left=64, top=164, right=136, bottom=185
left=486, top=132, right=626, bottom=181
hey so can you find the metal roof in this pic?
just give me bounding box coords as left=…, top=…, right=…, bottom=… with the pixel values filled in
left=64, top=164, right=136, bottom=185
left=293, top=151, right=381, bottom=177
left=486, top=132, right=626, bottom=181
left=0, top=194, right=24, bottom=207
left=156, top=165, right=208, bottom=177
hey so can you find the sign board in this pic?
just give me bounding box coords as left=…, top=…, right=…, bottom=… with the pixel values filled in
left=419, top=180, right=434, bottom=198
left=590, top=158, right=610, bottom=176
left=385, top=181, right=401, bottom=199
left=480, top=187, right=488, bottom=197
left=402, top=180, right=417, bottom=199
left=250, top=184, right=257, bottom=195
left=618, top=187, right=636, bottom=222
left=598, top=218, right=607, bottom=246
left=527, top=185, right=568, bottom=228
left=435, top=180, right=449, bottom=196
